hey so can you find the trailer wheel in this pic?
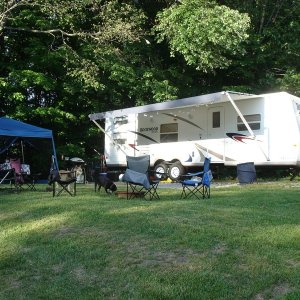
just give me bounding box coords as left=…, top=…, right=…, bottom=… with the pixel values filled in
left=154, top=163, right=168, bottom=180
left=169, top=162, right=185, bottom=181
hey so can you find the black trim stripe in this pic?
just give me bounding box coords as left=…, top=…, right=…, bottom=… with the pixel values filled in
left=162, top=113, right=203, bottom=130
left=129, top=131, right=158, bottom=143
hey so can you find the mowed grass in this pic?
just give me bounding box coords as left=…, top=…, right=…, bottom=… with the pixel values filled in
left=0, top=181, right=299, bottom=299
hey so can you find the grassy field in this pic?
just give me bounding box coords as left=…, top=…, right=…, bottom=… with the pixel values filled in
left=0, top=181, right=299, bottom=299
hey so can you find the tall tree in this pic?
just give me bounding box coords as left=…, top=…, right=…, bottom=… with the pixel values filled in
left=0, top=0, right=155, bottom=158
left=216, top=0, right=300, bottom=95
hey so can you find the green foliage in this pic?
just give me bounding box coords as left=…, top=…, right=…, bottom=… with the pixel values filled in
left=0, top=0, right=299, bottom=160
left=278, top=69, right=300, bottom=97
left=9, top=70, right=54, bottom=90
left=217, top=0, right=300, bottom=94
left=155, top=0, right=250, bottom=72
left=57, top=143, right=85, bottom=159
left=0, top=0, right=153, bottom=159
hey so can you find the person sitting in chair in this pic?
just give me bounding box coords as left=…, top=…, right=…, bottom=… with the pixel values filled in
left=10, top=156, right=24, bottom=184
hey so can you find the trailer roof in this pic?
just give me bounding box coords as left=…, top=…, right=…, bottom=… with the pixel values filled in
left=89, top=91, right=260, bottom=121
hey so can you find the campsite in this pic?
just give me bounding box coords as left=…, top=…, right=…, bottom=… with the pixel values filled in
left=1, top=1, right=300, bottom=299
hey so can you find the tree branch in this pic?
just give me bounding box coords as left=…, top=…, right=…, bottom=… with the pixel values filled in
left=0, top=0, right=35, bottom=32
left=4, top=26, right=83, bottom=37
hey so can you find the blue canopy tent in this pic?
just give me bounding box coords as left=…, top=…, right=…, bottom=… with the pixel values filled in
left=0, top=117, right=59, bottom=171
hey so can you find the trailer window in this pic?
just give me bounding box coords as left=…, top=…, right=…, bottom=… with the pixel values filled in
left=212, top=111, right=220, bottom=128
left=237, top=114, right=261, bottom=131
left=113, top=139, right=126, bottom=145
left=114, top=116, right=128, bottom=125
left=160, top=123, right=178, bottom=143
left=113, top=132, right=126, bottom=144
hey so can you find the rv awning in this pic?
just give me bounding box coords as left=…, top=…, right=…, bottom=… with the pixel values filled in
left=89, top=91, right=258, bottom=121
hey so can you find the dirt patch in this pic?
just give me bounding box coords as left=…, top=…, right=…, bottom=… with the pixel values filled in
left=211, top=243, right=227, bottom=255
left=254, top=282, right=294, bottom=299
left=238, top=264, right=249, bottom=271
left=52, top=263, right=64, bottom=274
left=72, top=266, right=88, bottom=284
left=55, top=226, right=78, bottom=236
left=128, top=248, right=204, bottom=268
left=141, top=250, right=190, bottom=267
left=286, top=259, right=300, bottom=268
left=9, top=279, right=21, bottom=290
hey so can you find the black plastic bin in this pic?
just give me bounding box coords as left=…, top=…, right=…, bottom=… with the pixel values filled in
left=237, top=162, right=256, bottom=184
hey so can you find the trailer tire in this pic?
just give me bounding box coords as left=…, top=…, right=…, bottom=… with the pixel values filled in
left=154, top=163, right=168, bottom=180
left=169, top=162, right=185, bottom=181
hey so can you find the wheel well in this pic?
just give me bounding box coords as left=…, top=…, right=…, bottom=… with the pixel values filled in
left=154, top=159, right=166, bottom=167
left=154, top=159, right=182, bottom=167
left=170, top=159, right=181, bottom=165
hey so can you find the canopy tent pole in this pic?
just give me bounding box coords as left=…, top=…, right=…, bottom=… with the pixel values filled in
left=21, top=140, right=25, bottom=163
left=51, top=137, right=59, bottom=171
left=0, top=137, right=18, bottom=155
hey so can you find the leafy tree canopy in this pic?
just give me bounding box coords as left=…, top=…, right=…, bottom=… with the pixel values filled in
left=155, top=0, right=250, bottom=72
left=0, top=0, right=299, bottom=162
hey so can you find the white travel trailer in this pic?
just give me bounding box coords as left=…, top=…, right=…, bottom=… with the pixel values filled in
left=89, top=91, right=300, bottom=180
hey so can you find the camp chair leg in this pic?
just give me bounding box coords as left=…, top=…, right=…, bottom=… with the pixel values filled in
left=181, top=184, right=204, bottom=200
left=202, top=185, right=210, bottom=199
left=180, top=186, right=187, bottom=199
left=127, top=182, right=145, bottom=199
left=24, top=174, right=40, bottom=191
left=53, top=181, right=76, bottom=197
left=26, top=182, right=36, bottom=191
left=11, top=183, right=22, bottom=192
left=23, top=178, right=36, bottom=191
left=144, top=182, right=160, bottom=200
left=11, top=179, right=23, bottom=191
left=127, top=181, right=159, bottom=200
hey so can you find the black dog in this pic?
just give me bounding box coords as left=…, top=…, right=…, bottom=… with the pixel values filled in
left=94, top=174, right=117, bottom=194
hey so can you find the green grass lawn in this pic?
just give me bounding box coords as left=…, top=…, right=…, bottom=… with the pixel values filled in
left=0, top=182, right=299, bottom=299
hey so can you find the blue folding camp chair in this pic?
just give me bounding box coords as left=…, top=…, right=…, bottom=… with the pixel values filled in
left=180, top=157, right=213, bottom=199
left=122, top=155, right=160, bottom=200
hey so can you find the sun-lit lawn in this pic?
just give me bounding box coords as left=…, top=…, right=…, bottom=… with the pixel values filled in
left=0, top=181, right=299, bottom=299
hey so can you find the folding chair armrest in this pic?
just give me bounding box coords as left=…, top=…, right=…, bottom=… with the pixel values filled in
left=186, top=171, right=204, bottom=176
left=180, top=171, right=204, bottom=180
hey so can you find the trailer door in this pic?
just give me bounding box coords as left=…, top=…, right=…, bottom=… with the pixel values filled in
left=207, top=106, right=224, bottom=139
